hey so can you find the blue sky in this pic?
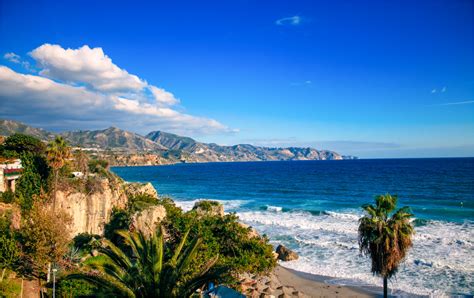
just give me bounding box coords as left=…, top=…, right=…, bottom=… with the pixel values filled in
left=0, top=0, right=473, bottom=158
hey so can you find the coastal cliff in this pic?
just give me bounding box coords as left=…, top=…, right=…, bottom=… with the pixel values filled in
left=55, top=178, right=158, bottom=236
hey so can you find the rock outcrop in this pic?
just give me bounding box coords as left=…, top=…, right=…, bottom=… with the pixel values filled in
left=55, top=178, right=161, bottom=237
left=276, top=245, right=299, bottom=261
left=55, top=177, right=128, bottom=236
left=192, top=200, right=225, bottom=217
left=0, top=202, right=21, bottom=230
left=125, top=182, right=158, bottom=198
left=130, top=205, right=166, bottom=238
left=239, top=222, right=260, bottom=239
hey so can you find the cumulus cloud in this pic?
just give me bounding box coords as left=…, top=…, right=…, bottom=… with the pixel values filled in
left=30, top=44, right=146, bottom=92
left=275, top=16, right=302, bottom=26
left=0, top=44, right=234, bottom=136
left=149, top=86, right=180, bottom=105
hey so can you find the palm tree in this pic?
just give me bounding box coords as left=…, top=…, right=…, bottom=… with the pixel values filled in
left=46, top=136, right=71, bottom=209
left=358, top=194, right=415, bottom=298
left=66, top=226, right=221, bottom=297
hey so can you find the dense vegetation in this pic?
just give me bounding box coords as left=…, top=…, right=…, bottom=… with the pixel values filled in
left=0, top=133, right=277, bottom=297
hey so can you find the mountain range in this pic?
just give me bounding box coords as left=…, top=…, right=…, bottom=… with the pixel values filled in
left=0, top=119, right=355, bottom=163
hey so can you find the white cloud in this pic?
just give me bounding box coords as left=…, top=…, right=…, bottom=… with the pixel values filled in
left=3, top=52, right=34, bottom=71
left=431, top=86, right=447, bottom=94
left=275, top=16, right=302, bottom=26
left=435, top=100, right=474, bottom=106
left=4, top=52, right=21, bottom=63
left=30, top=44, right=146, bottom=92
left=0, top=44, right=235, bottom=136
left=149, top=86, right=180, bottom=105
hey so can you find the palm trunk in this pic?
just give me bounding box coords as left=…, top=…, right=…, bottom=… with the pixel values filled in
left=39, top=278, right=43, bottom=298
left=53, top=170, right=58, bottom=210
left=383, top=276, right=388, bottom=298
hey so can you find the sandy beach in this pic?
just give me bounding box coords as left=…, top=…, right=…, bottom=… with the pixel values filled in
left=272, top=266, right=377, bottom=298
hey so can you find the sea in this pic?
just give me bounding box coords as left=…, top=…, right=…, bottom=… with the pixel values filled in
left=112, top=158, right=474, bottom=297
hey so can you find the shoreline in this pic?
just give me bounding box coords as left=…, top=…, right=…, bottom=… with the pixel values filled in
left=273, top=265, right=378, bottom=297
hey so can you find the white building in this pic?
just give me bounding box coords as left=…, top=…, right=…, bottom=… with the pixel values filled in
left=0, top=158, right=23, bottom=192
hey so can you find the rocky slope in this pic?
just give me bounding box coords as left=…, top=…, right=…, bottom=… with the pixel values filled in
left=0, top=119, right=354, bottom=163
left=146, top=130, right=344, bottom=161
left=61, top=127, right=167, bottom=152
left=55, top=178, right=159, bottom=236
left=0, top=119, right=56, bottom=141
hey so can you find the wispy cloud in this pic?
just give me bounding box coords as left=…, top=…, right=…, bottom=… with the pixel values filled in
left=275, top=15, right=302, bottom=26
left=290, top=80, right=312, bottom=86
left=3, top=52, right=33, bottom=71
left=4, top=52, right=20, bottom=63
left=431, top=86, right=447, bottom=93
left=434, top=100, right=474, bottom=106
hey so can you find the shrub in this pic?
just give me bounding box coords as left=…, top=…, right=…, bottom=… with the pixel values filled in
left=162, top=203, right=277, bottom=284
left=128, top=193, right=159, bottom=213
left=103, top=208, right=131, bottom=249
left=0, top=279, right=21, bottom=297
left=57, top=279, right=97, bottom=297
left=193, top=200, right=220, bottom=211
left=0, top=133, right=45, bottom=156
left=88, top=159, right=109, bottom=174
left=0, top=191, right=15, bottom=204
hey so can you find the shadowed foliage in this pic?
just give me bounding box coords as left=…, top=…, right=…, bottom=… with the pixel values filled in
left=46, top=136, right=71, bottom=208
left=358, top=194, right=415, bottom=298
left=66, top=226, right=221, bottom=297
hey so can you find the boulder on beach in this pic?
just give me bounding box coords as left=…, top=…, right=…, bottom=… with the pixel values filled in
left=276, top=244, right=299, bottom=261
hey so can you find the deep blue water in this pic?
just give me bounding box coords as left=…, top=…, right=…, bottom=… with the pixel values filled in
left=113, top=158, right=474, bottom=223
left=112, top=158, right=474, bottom=295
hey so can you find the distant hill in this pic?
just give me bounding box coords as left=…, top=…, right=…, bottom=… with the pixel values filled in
left=0, top=119, right=354, bottom=162
left=0, top=119, right=56, bottom=141
left=147, top=130, right=345, bottom=162
left=61, top=127, right=167, bottom=152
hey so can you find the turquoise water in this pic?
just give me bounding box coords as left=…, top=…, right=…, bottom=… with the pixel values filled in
left=112, top=158, right=474, bottom=296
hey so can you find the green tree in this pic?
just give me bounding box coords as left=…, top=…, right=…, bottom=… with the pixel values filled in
left=67, top=227, right=221, bottom=297
left=358, top=194, right=415, bottom=298
left=46, top=136, right=71, bottom=208
left=0, top=216, right=19, bottom=281
left=0, top=133, right=45, bottom=157
left=17, top=202, right=72, bottom=295
left=15, top=153, right=43, bottom=211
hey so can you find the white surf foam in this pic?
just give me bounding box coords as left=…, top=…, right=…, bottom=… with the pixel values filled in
left=237, top=209, right=474, bottom=296
left=266, top=205, right=283, bottom=212
left=174, top=198, right=247, bottom=212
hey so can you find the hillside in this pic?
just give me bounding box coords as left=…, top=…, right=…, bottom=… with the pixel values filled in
left=61, top=127, right=167, bottom=152
left=0, top=119, right=354, bottom=163
left=147, top=130, right=344, bottom=161
left=0, top=119, right=56, bottom=141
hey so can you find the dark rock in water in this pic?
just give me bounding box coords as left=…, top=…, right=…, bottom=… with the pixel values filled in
left=276, top=245, right=299, bottom=261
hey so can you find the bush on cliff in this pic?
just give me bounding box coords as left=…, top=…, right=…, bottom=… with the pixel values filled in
left=159, top=199, right=276, bottom=284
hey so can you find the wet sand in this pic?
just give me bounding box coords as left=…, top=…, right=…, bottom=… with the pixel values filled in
left=273, top=266, right=378, bottom=297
